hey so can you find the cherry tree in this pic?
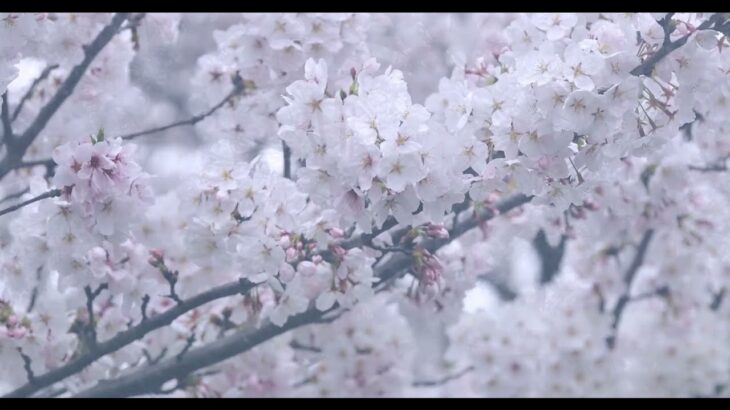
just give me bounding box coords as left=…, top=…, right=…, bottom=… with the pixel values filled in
left=1, top=12, right=730, bottom=398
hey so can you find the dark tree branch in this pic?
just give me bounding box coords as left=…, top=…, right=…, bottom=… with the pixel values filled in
left=0, top=188, right=61, bottom=218
left=83, top=283, right=109, bottom=348
left=412, top=366, right=474, bottom=387
left=711, top=288, right=725, bottom=311
left=630, top=13, right=723, bottom=77
left=289, top=340, right=322, bottom=353
left=282, top=140, right=291, bottom=179
left=120, top=74, right=245, bottom=141
left=606, top=229, right=655, bottom=349
left=3, top=277, right=257, bottom=398
left=142, top=347, right=168, bottom=366
left=11, top=75, right=248, bottom=176
left=161, top=268, right=182, bottom=304
left=367, top=243, right=412, bottom=256
left=140, top=294, right=150, bottom=322
left=176, top=332, right=197, bottom=362
left=75, top=308, right=327, bottom=398
left=72, top=194, right=533, bottom=398
left=533, top=229, right=568, bottom=285
left=631, top=285, right=670, bottom=303
left=6, top=194, right=530, bottom=398
left=11, top=64, right=60, bottom=122
left=689, top=155, right=729, bottom=173
left=17, top=348, right=36, bottom=385
left=477, top=274, right=517, bottom=302
left=0, top=13, right=130, bottom=181
left=289, top=340, right=374, bottom=355
left=2, top=91, right=12, bottom=140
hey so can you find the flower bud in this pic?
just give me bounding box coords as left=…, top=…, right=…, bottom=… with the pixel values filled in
left=425, top=223, right=449, bottom=239
left=329, top=227, right=345, bottom=239
left=285, top=247, right=298, bottom=262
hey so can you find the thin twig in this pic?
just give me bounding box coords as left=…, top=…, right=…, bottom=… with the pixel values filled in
left=1, top=91, right=12, bottom=140
left=412, top=366, right=474, bottom=387
left=143, top=347, right=168, bottom=366
left=120, top=74, right=245, bottom=141
left=140, top=294, right=150, bottom=322
left=17, top=348, right=36, bottom=384
left=84, top=283, right=109, bottom=348
left=11, top=64, right=60, bottom=122
left=711, top=288, right=725, bottom=311
left=533, top=229, right=568, bottom=285
left=631, top=285, right=670, bottom=302
left=289, top=340, right=322, bottom=353
left=282, top=140, right=292, bottom=179
left=0, top=188, right=61, bottom=218
left=606, top=229, right=655, bottom=349
left=176, top=332, right=197, bottom=362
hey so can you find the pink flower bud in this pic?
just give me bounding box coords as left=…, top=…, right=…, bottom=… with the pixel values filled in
left=312, top=255, right=323, bottom=264
left=9, top=327, right=26, bottom=339
left=278, top=235, right=291, bottom=248
left=285, top=247, right=298, bottom=262
left=330, top=245, right=347, bottom=258
left=149, top=248, right=165, bottom=261
left=6, top=315, right=18, bottom=327
left=426, top=223, right=449, bottom=239
left=329, top=227, right=345, bottom=239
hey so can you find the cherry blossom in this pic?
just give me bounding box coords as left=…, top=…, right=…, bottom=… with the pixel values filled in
left=0, top=12, right=729, bottom=399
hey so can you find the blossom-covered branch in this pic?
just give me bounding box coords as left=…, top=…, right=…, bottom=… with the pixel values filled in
left=0, top=13, right=130, bottom=180
left=74, top=193, right=531, bottom=397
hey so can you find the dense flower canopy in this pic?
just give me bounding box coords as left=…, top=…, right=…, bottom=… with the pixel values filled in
left=1, top=12, right=730, bottom=397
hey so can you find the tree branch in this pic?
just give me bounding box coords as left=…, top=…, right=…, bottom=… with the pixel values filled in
left=282, top=140, right=292, bottom=179
left=606, top=229, right=655, bottom=349
left=0, top=188, right=61, bottom=218
left=72, top=193, right=532, bottom=398
left=711, top=288, right=725, bottom=311
left=2, top=277, right=257, bottom=398
left=175, top=331, right=197, bottom=362
left=83, top=283, right=109, bottom=349
left=532, top=229, right=568, bottom=285
left=120, top=74, right=245, bottom=141
left=412, top=366, right=474, bottom=387
left=630, top=13, right=723, bottom=77
left=17, top=348, right=36, bottom=385
left=477, top=273, right=517, bottom=302
left=11, top=64, right=60, bottom=122
left=1, top=91, right=12, bottom=141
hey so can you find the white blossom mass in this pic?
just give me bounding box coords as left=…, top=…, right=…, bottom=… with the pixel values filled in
left=0, top=12, right=729, bottom=398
